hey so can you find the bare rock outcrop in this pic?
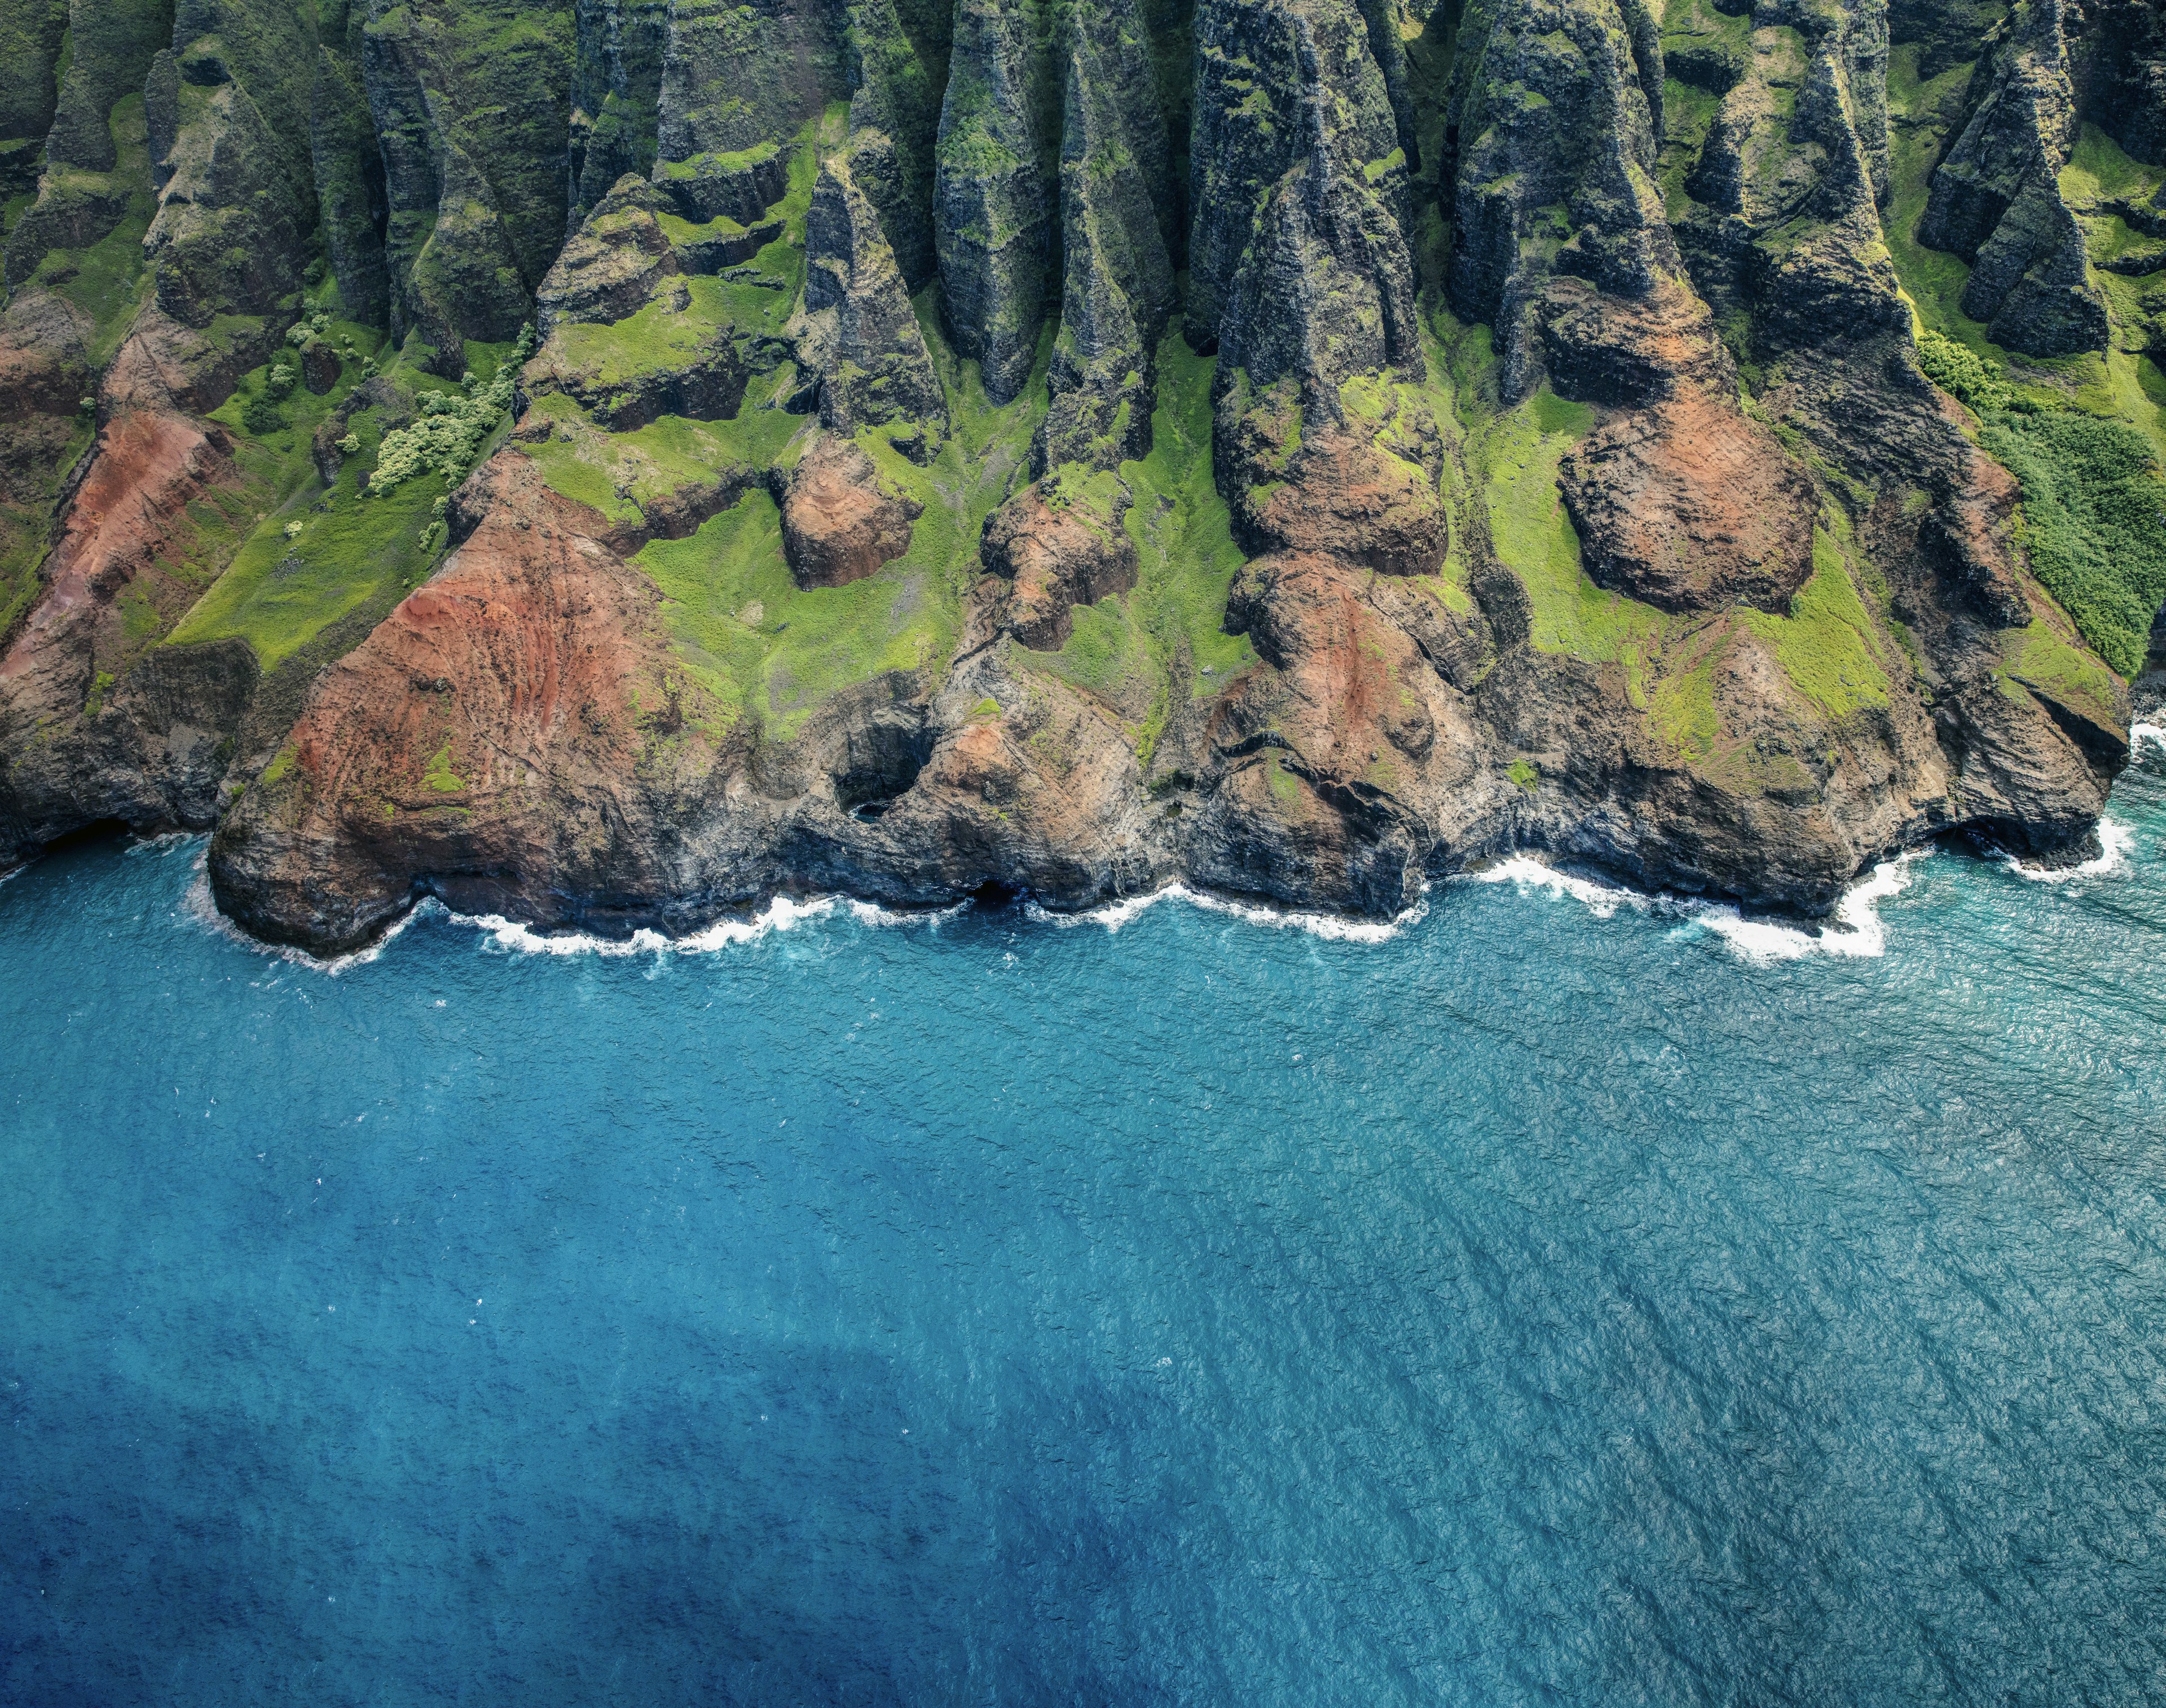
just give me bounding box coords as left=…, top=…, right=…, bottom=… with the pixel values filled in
left=780, top=435, right=922, bottom=588
left=798, top=156, right=947, bottom=434
left=980, top=483, right=1139, bottom=649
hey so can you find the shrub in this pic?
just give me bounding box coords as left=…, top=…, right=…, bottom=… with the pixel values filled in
left=242, top=391, right=285, bottom=435
left=1982, top=412, right=2166, bottom=676
left=369, top=362, right=519, bottom=495
left=1916, top=329, right=2014, bottom=415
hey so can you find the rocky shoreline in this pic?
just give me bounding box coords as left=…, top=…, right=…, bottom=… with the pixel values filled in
left=3, top=0, right=2161, bottom=956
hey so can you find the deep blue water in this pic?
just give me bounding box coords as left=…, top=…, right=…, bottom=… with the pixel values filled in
left=6, top=754, right=2166, bottom=1707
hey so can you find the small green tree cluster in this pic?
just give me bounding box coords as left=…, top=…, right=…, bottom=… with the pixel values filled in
left=368, top=332, right=534, bottom=495
left=1916, top=328, right=2014, bottom=414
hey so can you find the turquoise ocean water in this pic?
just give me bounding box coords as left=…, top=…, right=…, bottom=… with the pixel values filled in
left=5, top=743, right=2166, bottom=1705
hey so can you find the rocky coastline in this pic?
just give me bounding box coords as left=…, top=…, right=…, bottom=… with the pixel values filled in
left=2, top=0, right=2163, bottom=953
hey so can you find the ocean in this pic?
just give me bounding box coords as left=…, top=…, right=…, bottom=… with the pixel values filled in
left=5, top=739, right=2165, bottom=1705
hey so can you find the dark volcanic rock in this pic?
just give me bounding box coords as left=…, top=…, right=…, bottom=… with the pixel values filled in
left=0, top=0, right=2130, bottom=957
left=1036, top=0, right=1176, bottom=473
left=842, top=0, right=943, bottom=285
left=1919, top=0, right=2110, bottom=356
left=651, top=0, right=846, bottom=221
left=798, top=156, right=947, bottom=434
left=932, top=0, right=1056, bottom=404
left=362, top=0, right=575, bottom=368
left=567, top=0, right=671, bottom=229
left=535, top=173, right=680, bottom=331
left=1545, top=283, right=1816, bottom=615
left=523, top=310, right=750, bottom=430
left=1560, top=386, right=1817, bottom=615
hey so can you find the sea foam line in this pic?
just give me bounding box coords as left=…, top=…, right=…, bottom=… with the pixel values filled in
left=1025, top=882, right=1428, bottom=943
left=448, top=892, right=839, bottom=957
left=2130, top=720, right=2164, bottom=757
left=1459, top=849, right=1930, bottom=965
left=1995, top=816, right=2133, bottom=884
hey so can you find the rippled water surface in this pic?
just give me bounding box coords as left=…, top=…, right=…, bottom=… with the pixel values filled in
left=6, top=752, right=2166, bottom=1706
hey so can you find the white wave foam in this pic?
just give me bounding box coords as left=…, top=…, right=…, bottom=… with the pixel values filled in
left=1997, top=817, right=2133, bottom=884
left=847, top=898, right=970, bottom=928
left=1027, top=882, right=1427, bottom=943
left=1460, top=850, right=1927, bottom=965
left=124, top=831, right=201, bottom=858
left=451, top=892, right=838, bottom=956
left=1676, top=856, right=1919, bottom=963
left=2130, top=721, right=2164, bottom=756
left=1460, top=855, right=1646, bottom=921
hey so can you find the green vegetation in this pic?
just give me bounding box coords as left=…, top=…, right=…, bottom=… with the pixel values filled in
left=1741, top=531, right=1892, bottom=720
left=369, top=334, right=530, bottom=495
left=523, top=395, right=804, bottom=526
left=18, top=95, right=157, bottom=362
left=1916, top=327, right=2016, bottom=414
left=1885, top=47, right=2000, bottom=359
left=1480, top=387, right=1663, bottom=670
left=1473, top=387, right=1896, bottom=772
left=1980, top=411, right=2166, bottom=676
left=2000, top=615, right=2124, bottom=724
left=637, top=486, right=951, bottom=742
left=1120, top=339, right=1256, bottom=682
left=1880, top=52, right=2165, bottom=672
left=631, top=311, right=1051, bottom=741
left=422, top=742, right=465, bottom=793
left=168, top=323, right=455, bottom=668
left=1011, top=335, right=1258, bottom=769
left=1507, top=758, right=1538, bottom=793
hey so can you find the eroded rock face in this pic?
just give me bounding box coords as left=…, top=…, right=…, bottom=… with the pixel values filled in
left=932, top=0, right=1055, bottom=404
left=210, top=454, right=701, bottom=948
left=0, top=0, right=2144, bottom=951
left=1560, top=389, right=1817, bottom=615
left=980, top=485, right=1139, bottom=649
left=1920, top=0, right=2110, bottom=356
left=1544, top=284, right=1815, bottom=615
left=799, top=156, right=946, bottom=434
left=842, top=0, right=942, bottom=286
left=1037, top=0, right=1176, bottom=473
left=0, top=399, right=250, bottom=861
left=0, top=290, right=92, bottom=506
left=360, top=0, right=579, bottom=370
left=780, top=435, right=922, bottom=588
left=1229, top=404, right=1451, bottom=579
left=567, top=0, right=671, bottom=229
left=535, top=173, right=679, bottom=331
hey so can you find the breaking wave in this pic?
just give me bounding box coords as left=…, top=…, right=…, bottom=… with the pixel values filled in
left=1996, top=817, right=2134, bottom=884
left=1459, top=851, right=1930, bottom=965
left=1025, top=882, right=1428, bottom=943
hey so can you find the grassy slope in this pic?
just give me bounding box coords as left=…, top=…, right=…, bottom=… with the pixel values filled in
left=165, top=325, right=519, bottom=666
left=631, top=311, right=1047, bottom=744
left=1013, top=334, right=1257, bottom=769
left=1472, top=378, right=1898, bottom=776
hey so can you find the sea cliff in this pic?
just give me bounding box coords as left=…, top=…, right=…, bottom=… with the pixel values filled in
left=2, top=0, right=2163, bottom=950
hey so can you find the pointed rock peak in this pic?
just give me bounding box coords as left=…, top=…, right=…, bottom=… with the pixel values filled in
left=843, top=0, right=943, bottom=285
left=1187, top=0, right=1410, bottom=355
left=932, top=0, right=1056, bottom=404
left=802, top=156, right=948, bottom=437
